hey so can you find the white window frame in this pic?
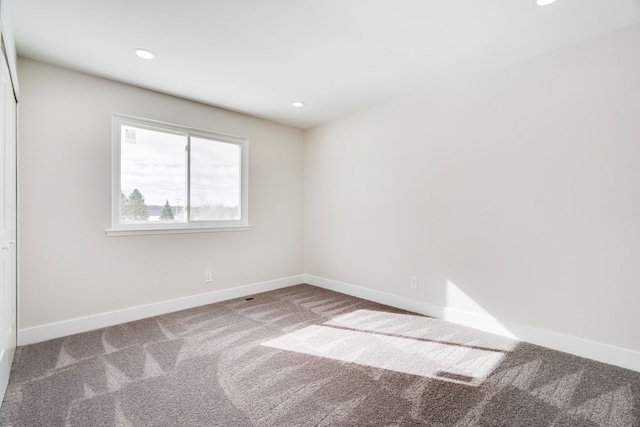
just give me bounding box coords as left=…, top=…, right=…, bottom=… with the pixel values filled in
left=106, top=114, right=250, bottom=236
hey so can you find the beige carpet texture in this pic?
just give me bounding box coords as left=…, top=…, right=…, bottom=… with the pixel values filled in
left=1, top=284, right=639, bottom=426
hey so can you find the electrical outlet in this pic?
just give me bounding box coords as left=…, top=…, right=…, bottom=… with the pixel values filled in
left=410, top=276, right=418, bottom=289
left=205, top=271, right=213, bottom=283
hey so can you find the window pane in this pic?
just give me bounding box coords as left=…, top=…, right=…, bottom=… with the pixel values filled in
left=190, top=136, right=241, bottom=221
left=120, top=125, right=186, bottom=222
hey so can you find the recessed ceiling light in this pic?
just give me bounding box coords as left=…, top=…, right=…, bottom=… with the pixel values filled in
left=536, top=0, right=558, bottom=5
left=292, top=101, right=305, bottom=108
left=134, top=48, right=155, bottom=60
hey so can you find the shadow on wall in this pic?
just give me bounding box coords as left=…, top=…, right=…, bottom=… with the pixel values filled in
left=442, top=278, right=521, bottom=338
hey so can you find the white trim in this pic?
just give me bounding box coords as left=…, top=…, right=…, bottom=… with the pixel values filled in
left=18, top=275, right=304, bottom=346
left=0, top=346, right=15, bottom=410
left=18, top=274, right=640, bottom=372
left=304, top=274, right=640, bottom=373
left=105, top=225, right=252, bottom=237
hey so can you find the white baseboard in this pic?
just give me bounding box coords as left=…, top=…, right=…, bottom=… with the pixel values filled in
left=18, top=273, right=640, bottom=373
left=18, top=275, right=304, bottom=346
left=304, top=274, right=640, bottom=373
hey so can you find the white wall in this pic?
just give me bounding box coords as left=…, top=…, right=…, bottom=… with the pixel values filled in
left=16, top=22, right=640, bottom=368
left=18, top=58, right=304, bottom=330
left=305, top=24, right=640, bottom=354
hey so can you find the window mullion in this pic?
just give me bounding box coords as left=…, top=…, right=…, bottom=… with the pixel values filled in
left=186, top=133, right=191, bottom=223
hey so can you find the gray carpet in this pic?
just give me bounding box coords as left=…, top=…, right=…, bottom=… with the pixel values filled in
left=1, top=284, right=639, bottom=426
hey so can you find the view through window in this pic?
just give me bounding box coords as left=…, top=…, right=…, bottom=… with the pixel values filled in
left=111, top=114, right=248, bottom=234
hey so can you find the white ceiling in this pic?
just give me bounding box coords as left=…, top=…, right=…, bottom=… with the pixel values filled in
left=8, top=0, right=640, bottom=129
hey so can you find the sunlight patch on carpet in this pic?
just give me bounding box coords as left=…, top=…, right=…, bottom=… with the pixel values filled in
left=262, top=310, right=515, bottom=385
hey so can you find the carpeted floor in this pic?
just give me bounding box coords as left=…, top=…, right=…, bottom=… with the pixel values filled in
left=1, top=284, right=639, bottom=426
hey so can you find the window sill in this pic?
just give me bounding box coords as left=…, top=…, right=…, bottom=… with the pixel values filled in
left=105, top=225, right=252, bottom=237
